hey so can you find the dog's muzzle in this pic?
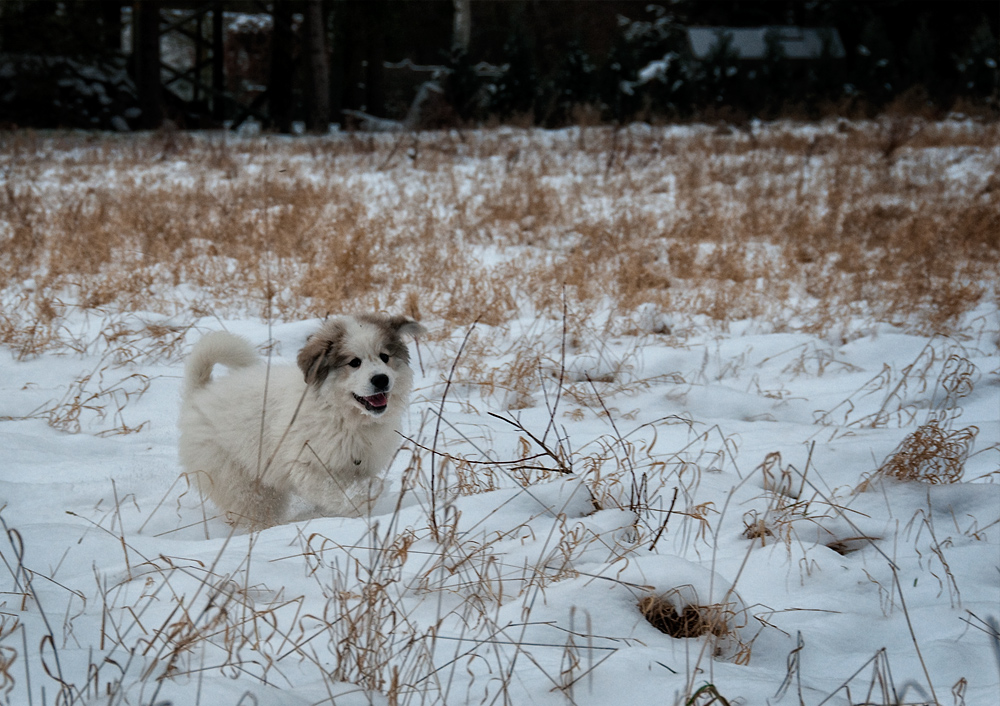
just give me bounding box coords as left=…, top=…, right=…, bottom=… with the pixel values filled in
left=354, top=392, right=389, bottom=414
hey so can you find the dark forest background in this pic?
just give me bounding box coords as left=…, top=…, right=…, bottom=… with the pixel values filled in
left=0, top=0, right=997, bottom=132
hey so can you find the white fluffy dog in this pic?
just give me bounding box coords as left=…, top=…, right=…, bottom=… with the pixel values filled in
left=178, top=314, right=425, bottom=529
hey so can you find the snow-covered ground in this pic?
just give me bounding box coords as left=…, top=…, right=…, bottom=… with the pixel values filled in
left=1, top=123, right=998, bottom=705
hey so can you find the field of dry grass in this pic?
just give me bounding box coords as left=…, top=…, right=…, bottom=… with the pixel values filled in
left=2, top=118, right=998, bottom=359
left=1, top=118, right=999, bottom=706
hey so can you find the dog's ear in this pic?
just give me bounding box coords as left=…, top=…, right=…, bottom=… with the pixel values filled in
left=297, top=335, right=330, bottom=385
left=297, top=321, right=345, bottom=385
left=387, top=315, right=426, bottom=339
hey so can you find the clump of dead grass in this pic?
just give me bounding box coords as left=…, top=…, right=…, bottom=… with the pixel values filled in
left=637, top=583, right=750, bottom=668
left=638, top=592, right=732, bottom=639
left=859, top=420, right=979, bottom=490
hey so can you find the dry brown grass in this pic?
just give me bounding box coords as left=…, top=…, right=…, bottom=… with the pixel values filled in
left=1, top=121, right=997, bottom=365
left=637, top=582, right=750, bottom=674
left=860, top=421, right=979, bottom=490
left=638, top=593, right=731, bottom=640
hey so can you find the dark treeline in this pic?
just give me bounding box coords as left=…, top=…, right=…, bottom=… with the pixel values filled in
left=0, top=0, right=997, bottom=131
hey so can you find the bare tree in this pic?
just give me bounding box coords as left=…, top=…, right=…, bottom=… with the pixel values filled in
left=452, top=0, right=471, bottom=54
left=304, top=0, right=330, bottom=132
left=133, top=0, right=163, bottom=129
left=269, top=1, right=294, bottom=133
left=211, top=0, right=224, bottom=122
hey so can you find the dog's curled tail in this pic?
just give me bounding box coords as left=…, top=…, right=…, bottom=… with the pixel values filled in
left=184, top=331, right=259, bottom=396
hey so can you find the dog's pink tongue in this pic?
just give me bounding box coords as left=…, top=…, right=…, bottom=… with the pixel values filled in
left=365, top=392, right=388, bottom=408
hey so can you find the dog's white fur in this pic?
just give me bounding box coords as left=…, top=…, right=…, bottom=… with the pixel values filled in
left=178, top=314, right=425, bottom=529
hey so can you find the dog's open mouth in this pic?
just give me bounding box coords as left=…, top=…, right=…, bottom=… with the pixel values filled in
left=354, top=392, right=389, bottom=414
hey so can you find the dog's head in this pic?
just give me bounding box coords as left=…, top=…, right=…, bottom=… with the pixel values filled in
left=297, top=314, right=425, bottom=419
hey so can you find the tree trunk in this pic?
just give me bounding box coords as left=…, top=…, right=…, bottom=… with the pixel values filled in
left=212, top=0, right=225, bottom=122
left=338, top=1, right=366, bottom=117
left=304, top=0, right=330, bottom=133
left=100, top=1, right=122, bottom=51
left=133, top=0, right=163, bottom=129
left=452, top=0, right=471, bottom=54
left=269, top=1, right=294, bottom=133
left=366, top=0, right=386, bottom=118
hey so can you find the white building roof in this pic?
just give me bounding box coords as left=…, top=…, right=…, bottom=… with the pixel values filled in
left=687, top=27, right=846, bottom=61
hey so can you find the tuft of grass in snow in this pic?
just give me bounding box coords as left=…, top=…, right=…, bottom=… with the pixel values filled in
left=638, top=592, right=737, bottom=642
left=860, top=420, right=978, bottom=489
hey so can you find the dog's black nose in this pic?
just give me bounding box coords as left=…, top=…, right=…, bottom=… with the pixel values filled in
left=371, top=374, right=389, bottom=391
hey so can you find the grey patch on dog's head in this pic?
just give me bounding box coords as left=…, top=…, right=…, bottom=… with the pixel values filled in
left=356, top=313, right=426, bottom=366
left=297, top=320, right=349, bottom=385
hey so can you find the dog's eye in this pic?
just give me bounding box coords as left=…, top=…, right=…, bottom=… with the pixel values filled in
left=379, top=353, right=390, bottom=364
left=348, top=358, right=362, bottom=368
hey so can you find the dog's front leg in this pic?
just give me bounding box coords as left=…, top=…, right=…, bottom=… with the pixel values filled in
left=290, top=461, right=381, bottom=518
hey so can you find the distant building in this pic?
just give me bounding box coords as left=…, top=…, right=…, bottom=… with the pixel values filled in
left=687, top=27, right=846, bottom=62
